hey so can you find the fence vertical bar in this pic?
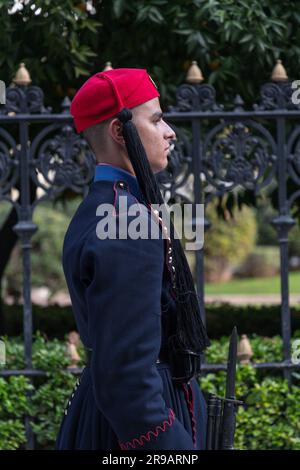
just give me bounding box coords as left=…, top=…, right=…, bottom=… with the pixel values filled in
left=12, top=120, right=37, bottom=449
left=191, top=118, right=206, bottom=327
left=272, top=116, right=294, bottom=387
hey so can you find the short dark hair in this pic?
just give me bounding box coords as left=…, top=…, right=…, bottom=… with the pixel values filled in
left=82, top=117, right=115, bottom=156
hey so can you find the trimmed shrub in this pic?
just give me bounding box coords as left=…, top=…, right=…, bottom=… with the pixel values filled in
left=0, top=333, right=299, bottom=449
left=3, top=303, right=300, bottom=339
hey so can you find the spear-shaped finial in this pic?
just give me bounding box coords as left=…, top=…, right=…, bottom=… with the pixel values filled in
left=220, top=326, right=238, bottom=450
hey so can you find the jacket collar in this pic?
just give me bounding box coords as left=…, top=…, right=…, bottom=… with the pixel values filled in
left=93, top=163, right=143, bottom=201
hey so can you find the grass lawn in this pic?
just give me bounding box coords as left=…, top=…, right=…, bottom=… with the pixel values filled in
left=204, top=270, right=300, bottom=295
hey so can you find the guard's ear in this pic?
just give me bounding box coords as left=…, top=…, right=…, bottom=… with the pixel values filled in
left=107, top=118, right=125, bottom=146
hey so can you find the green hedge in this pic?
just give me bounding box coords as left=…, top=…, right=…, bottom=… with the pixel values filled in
left=0, top=333, right=83, bottom=450
left=0, top=333, right=299, bottom=450
left=2, top=303, right=300, bottom=339
left=200, top=367, right=300, bottom=450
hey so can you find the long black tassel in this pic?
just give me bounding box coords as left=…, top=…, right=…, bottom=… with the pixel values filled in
left=118, top=108, right=210, bottom=354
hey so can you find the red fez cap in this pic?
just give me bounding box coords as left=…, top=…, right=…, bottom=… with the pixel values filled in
left=70, top=68, right=160, bottom=133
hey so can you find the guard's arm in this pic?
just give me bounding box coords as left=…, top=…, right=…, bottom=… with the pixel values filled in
left=82, top=225, right=194, bottom=450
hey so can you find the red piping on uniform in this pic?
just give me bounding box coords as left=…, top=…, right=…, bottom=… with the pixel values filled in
left=112, top=181, right=119, bottom=217
left=118, top=408, right=176, bottom=450
left=182, top=382, right=197, bottom=449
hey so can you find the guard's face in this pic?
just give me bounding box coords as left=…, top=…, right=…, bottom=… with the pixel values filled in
left=131, top=97, right=176, bottom=174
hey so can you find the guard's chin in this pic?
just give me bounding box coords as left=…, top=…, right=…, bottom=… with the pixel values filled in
left=161, top=155, right=169, bottom=170
left=152, top=155, right=169, bottom=174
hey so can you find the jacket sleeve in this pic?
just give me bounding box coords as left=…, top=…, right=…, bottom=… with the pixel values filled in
left=82, top=221, right=194, bottom=450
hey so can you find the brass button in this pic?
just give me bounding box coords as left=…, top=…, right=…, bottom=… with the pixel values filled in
left=117, top=180, right=128, bottom=190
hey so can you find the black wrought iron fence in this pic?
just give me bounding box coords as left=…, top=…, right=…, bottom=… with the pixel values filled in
left=1, top=61, right=300, bottom=449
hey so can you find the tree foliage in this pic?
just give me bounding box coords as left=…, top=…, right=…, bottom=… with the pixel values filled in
left=1, top=0, right=300, bottom=109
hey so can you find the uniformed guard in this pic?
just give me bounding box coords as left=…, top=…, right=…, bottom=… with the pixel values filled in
left=55, top=68, right=211, bottom=450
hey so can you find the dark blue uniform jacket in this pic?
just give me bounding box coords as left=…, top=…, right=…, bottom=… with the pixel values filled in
left=55, top=163, right=207, bottom=450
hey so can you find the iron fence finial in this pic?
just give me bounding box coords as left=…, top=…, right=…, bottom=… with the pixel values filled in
left=237, top=334, right=253, bottom=365
left=271, top=59, right=288, bottom=82
left=186, top=60, right=204, bottom=84
left=13, top=62, right=32, bottom=86
left=102, top=61, right=113, bottom=71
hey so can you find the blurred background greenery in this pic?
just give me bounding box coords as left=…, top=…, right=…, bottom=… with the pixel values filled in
left=1, top=0, right=300, bottom=110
